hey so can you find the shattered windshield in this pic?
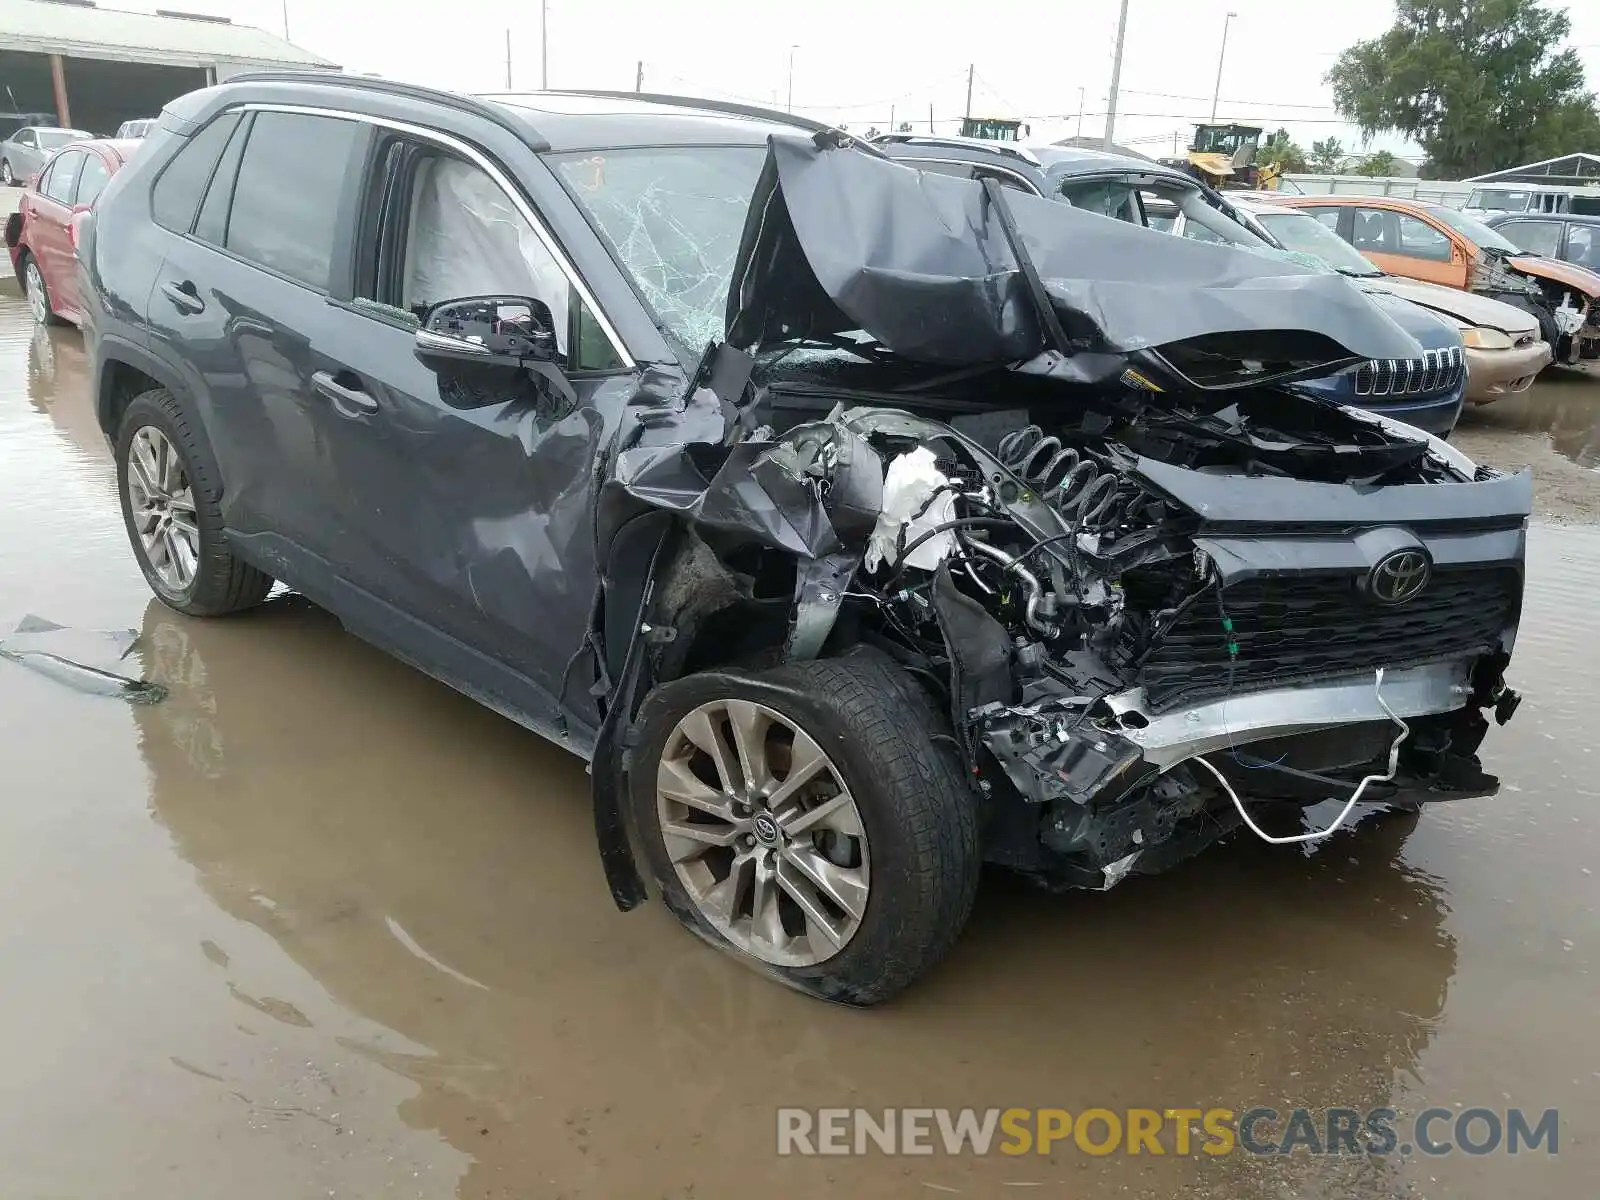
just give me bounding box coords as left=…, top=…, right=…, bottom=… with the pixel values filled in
left=551, top=146, right=768, bottom=352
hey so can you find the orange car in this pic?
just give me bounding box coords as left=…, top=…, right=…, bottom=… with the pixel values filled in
left=1276, top=194, right=1600, bottom=366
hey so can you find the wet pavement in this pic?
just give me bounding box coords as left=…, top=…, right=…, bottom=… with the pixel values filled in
left=2, top=299, right=1598, bottom=1199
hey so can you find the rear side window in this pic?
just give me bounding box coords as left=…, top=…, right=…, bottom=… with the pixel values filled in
left=42, top=151, right=82, bottom=203
left=192, top=115, right=251, bottom=245
left=75, top=154, right=111, bottom=206
left=152, top=112, right=241, bottom=233
left=223, top=111, right=361, bottom=291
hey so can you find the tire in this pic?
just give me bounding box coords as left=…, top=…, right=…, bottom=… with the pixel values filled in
left=21, top=255, right=63, bottom=327
left=1494, top=293, right=1562, bottom=360
left=114, top=388, right=274, bottom=616
left=629, top=649, right=981, bottom=1006
left=1, top=159, right=14, bottom=187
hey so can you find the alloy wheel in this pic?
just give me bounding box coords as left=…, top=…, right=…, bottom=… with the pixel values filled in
left=125, top=426, right=200, bottom=593
left=24, top=262, right=49, bottom=325
left=656, top=699, right=871, bottom=967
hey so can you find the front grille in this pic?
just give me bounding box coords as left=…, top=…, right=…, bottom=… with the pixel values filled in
left=1354, top=345, right=1465, bottom=397
left=1135, top=567, right=1519, bottom=713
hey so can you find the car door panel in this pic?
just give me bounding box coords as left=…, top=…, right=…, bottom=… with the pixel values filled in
left=30, top=151, right=80, bottom=311
left=306, top=301, right=628, bottom=703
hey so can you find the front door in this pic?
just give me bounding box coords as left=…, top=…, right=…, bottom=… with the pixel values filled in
left=303, top=129, right=634, bottom=714
left=1348, top=205, right=1469, bottom=289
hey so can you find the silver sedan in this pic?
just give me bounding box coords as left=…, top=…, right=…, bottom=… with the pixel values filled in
left=1, top=127, right=93, bottom=187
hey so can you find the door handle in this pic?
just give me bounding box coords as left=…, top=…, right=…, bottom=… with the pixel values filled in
left=160, top=279, right=204, bottom=315
left=312, top=370, right=379, bottom=416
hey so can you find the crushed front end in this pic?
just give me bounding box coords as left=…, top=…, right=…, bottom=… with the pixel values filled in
left=591, top=130, right=1528, bottom=902
left=755, top=394, right=1527, bottom=892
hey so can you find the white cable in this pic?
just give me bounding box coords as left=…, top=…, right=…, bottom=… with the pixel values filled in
left=1188, top=667, right=1411, bottom=846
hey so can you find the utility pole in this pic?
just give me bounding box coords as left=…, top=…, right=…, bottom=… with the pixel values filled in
left=281, top=0, right=290, bottom=40
left=889, top=104, right=895, bottom=133
left=540, top=0, right=549, bottom=89
left=635, top=60, right=643, bottom=92
left=786, top=45, right=797, bottom=112
left=1075, top=86, right=1084, bottom=137
left=964, top=63, right=974, bottom=120
left=928, top=102, right=934, bottom=132
left=1173, top=129, right=1179, bottom=155
left=505, top=29, right=512, bottom=89
left=1210, top=12, right=1236, bottom=122
left=1104, top=0, right=1129, bottom=150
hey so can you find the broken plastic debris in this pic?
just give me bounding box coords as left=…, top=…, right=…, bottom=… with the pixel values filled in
left=0, top=615, right=167, bottom=704
left=864, top=447, right=957, bottom=572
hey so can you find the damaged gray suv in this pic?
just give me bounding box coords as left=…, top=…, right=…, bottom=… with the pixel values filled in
left=82, top=78, right=1527, bottom=1005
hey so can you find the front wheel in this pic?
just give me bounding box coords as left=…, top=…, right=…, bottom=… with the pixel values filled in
left=1494, top=293, right=1564, bottom=361
left=115, top=388, right=274, bottom=615
left=629, top=651, right=981, bottom=1005
left=1, top=159, right=14, bottom=187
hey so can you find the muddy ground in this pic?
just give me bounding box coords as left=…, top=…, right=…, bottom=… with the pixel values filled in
left=1, top=299, right=1597, bottom=1199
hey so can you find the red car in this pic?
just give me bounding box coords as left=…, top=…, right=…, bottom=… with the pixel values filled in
left=5, top=138, right=136, bottom=327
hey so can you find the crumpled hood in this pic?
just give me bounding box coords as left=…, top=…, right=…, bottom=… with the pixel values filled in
left=724, top=133, right=1425, bottom=370
left=1361, top=274, right=1541, bottom=334
left=1507, top=254, right=1600, bottom=298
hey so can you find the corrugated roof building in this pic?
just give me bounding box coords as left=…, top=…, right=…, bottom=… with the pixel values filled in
left=0, top=0, right=337, bottom=136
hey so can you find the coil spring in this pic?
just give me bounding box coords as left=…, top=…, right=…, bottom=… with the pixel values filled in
left=996, top=425, right=1125, bottom=530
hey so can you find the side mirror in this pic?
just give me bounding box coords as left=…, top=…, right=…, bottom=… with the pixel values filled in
left=413, top=295, right=558, bottom=374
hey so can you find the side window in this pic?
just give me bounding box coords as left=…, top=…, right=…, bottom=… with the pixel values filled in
left=1059, top=180, right=1139, bottom=222
left=1500, top=219, right=1562, bottom=257
left=366, top=146, right=604, bottom=366
left=1306, top=207, right=1343, bottom=234
left=1395, top=214, right=1452, bottom=262
left=1563, top=226, right=1600, bottom=270
left=152, top=112, right=241, bottom=233
left=192, top=114, right=251, bottom=245
left=17, top=130, right=36, bottom=148
left=224, top=111, right=361, bottom=291
left=973, top=168, right=1035, bottom=194
left=74, top=154, right=111, bottom=206
left=1349, top=207, right=1392, bottom=251
left=42, top=151, right=82, bottom=203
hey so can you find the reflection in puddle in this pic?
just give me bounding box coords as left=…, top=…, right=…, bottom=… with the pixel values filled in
left=1461, top=370, right=1600, bottom=468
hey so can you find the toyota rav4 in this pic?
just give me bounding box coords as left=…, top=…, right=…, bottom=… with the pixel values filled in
left=81, top=78, right=1527, bottom=1004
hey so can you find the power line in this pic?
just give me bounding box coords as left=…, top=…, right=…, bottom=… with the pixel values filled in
left=1117, top=87, right=1338, bottom=110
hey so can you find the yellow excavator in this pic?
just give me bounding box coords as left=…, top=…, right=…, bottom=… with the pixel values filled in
left=1160, top=123, right=1285, bottom=190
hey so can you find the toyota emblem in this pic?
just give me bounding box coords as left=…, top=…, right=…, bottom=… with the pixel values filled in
left=751, top=812, right=781, bottom=846
left=1367, top=549, right=1431, bottom=605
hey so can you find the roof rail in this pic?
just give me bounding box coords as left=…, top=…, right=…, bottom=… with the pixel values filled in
left=869, top=132, right=1042, bottom=166
left=532, top=89, right=887, bottom=155
left=216, top=72, right=551, bottom=150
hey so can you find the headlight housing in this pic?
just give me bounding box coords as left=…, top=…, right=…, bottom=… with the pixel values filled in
left=1461, top=326, right=1515, bottom=350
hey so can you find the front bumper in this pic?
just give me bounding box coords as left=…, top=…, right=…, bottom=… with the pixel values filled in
left=1464, top=341, right=1552, bottom=404
left=1351, top=387, right=1464, bottom=438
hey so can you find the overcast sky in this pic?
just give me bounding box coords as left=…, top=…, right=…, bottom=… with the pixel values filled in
left=153, top=0, right=1600, bottom=163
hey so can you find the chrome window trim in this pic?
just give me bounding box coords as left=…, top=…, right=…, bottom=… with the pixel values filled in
left=232, top=102, right=636, bottom=369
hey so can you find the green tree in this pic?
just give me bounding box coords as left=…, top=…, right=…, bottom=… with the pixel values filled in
left=1353, top=149, right=1403, bottom=176
left=1308, top=137, right=1346, bottom=174
left=1327, top=0, right=1600, bottom=179
left=1258, top=127, right=1308, bottom=173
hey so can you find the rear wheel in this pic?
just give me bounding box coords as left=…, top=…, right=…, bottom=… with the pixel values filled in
left=22, top=257, right=61, bottom=326
left=629, top=651, right=981, bottom=1005
left=115, top=388, right=274, bottom=616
